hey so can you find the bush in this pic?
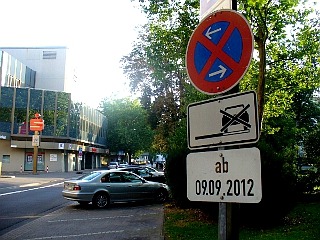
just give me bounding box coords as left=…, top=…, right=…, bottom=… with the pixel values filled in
left=240, top=136, right=298, bottom=226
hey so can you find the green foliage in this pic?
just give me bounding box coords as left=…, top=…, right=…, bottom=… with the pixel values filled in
left=123, top=0, right=320, bottom=222
left=304, top=125, right=320, bottom=164
left=164, top=205, right=217, bottom=240
left=122, top=0, right=200, bottom=153
left=164, top=202, right=320, bottom=239
left=99, top=98, right=153, bottom=161
left=301, top=123, right=320, bottom=193
left=240, top=134, right=298, bottom=225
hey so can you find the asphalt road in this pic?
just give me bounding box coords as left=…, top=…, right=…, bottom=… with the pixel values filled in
left=0, top=172, right=164, bottom=240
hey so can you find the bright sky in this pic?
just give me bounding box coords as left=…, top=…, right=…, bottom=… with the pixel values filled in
left=1, top=1, right=318, bottom=108
left=0, top=0, right=146, bottom=108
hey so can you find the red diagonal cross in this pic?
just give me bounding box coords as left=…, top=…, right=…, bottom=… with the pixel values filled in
left=197, top=22, right=240, bottom=80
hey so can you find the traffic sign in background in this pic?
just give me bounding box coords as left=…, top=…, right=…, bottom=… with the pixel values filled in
left=32, top=135, right=40, bottom=147
left=186, top=10, right=253, bottom=95
left=187, top=91, right=259, bottom=149
left=187, top=147, right=262, bottom=203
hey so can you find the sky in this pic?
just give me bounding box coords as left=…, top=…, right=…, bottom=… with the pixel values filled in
left=0, top=0, right=147, bottom=108
left=0, top=1, right=318, bottom=108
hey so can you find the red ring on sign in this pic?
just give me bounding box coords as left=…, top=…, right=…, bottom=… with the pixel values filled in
left=186, top=10, right=253, bottom=95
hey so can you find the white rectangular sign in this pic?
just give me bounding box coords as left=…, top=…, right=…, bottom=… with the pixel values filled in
left=200, top=0, right=232, bottom=20
left=187, top=91, right=259, bottom=149
left=32, top=135, right=40, bottom=146
left=50, top=154, right=57, bottom=162
left=187, top=147, right=262, bottom=203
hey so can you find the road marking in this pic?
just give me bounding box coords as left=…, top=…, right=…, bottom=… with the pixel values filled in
left=48, top=215, right=134, bottom=223
left=25, top=230, right=125, bottom=240
left=0, top=182, right=62, bottom=197
left=20, top=183, right=42, bottom=188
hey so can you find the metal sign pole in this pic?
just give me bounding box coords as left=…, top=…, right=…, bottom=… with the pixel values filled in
left=218, top=1, right=239, bottom=238
left=187, top=1, right=257, bottom=239
left=219, top=202, right=239, bottom=240
left=33, top=131, right=39, bottom=174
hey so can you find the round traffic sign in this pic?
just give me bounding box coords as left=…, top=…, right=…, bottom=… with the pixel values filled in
left=186, top=10, right=254, bottom=95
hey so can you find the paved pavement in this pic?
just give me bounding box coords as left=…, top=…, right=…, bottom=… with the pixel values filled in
left=0, top=170, right=165, bottom=239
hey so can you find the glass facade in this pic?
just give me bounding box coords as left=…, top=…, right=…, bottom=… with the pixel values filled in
left=13, top=88, right=28, bottom=134
left=0, top=86, right=107, bottom=146
left=0, top=51, right=36, bottom=88
left=0, top=87, right=14, bottom=133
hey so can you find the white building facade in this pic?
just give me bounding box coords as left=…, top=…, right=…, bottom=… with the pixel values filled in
left=0, top=47, right=108, bottom=173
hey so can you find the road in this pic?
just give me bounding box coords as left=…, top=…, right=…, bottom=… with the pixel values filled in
left=0, top=180, right=66, bottom=235
left=0, top=173, right=164, bottom=239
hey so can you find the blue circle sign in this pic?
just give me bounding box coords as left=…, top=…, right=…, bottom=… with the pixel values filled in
left=186, top=10, right=254, bottom=95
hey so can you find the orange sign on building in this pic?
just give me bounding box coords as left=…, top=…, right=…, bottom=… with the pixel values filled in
left=30, top=113, right=45, bottom=131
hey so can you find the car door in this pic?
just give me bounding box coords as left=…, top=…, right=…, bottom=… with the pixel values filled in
left=121, top=172, right=154, bottom=200
left=104, top=172, right=130, bottom=202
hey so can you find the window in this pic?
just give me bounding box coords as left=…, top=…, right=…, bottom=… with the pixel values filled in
left=123, top=172, right=142, bottom=183
left=2, top=155, right=10, bottom=163
left=101, top=174, right=110, bottom=183
left=43, top=51, right=57, bottom=59
left=109, top=172, right=122, bottom=182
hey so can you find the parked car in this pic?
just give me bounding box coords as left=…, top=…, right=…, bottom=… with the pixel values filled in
left=62, top=170, right=169, bottom=208
left=119, top=162, right=129, bottom=168
left=118, top=166, right=166, bottom=183
left=108, top=162, right=119, bottom=169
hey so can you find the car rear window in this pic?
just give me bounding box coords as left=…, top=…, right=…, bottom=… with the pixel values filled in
left=80, top=172, right=102, bottom=181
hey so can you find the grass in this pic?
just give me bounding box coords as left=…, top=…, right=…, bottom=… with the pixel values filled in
left=163, top=200, right=320, bottom=240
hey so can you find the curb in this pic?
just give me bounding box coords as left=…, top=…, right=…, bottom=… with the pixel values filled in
left=0, top=175, right=16, bottom=178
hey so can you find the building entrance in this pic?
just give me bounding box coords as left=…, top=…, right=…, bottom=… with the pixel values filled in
left=25, top=152, right=45, bottom=171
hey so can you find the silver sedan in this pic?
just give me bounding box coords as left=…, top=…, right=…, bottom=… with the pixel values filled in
left=62, top=170, right=169, bottom=208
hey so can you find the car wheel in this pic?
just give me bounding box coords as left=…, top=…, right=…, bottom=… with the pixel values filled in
left=92, top=192, right=109, bottom=208
left=155, top=188, right=168, bottom=203
left=77, top=201, right=89, bottom=206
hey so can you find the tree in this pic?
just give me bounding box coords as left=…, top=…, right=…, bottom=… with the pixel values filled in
left=121, top=0, right=202, bottom=153
left=99, top=98, right=153, bottom=163
left=122, top=1, right=320, bottom=219
left=238, top=0, right=320, bottom=127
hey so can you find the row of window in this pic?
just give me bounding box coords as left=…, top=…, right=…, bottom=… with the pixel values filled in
left=0, top=51, right=36, bottom=88
left=0, top=86, right=107, bottom=145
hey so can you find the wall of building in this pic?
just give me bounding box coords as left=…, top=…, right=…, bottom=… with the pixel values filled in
left=0, top=141, right=101, bottom=173
left=0, top=47, right=108, bottom=173
left=0, top=47, right=75, bottom=93
left=45, top=150, right=65, bottom=172
left=0, top=138, right=64, bottom=172
left=0, top=51, right=36, bottom=88
left=0, top=139, right=25, bottom=172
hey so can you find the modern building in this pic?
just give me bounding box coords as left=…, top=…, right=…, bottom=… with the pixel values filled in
left=0, top=47, right=108, bottom=173
left=1, top=46, right=76, bottom=92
